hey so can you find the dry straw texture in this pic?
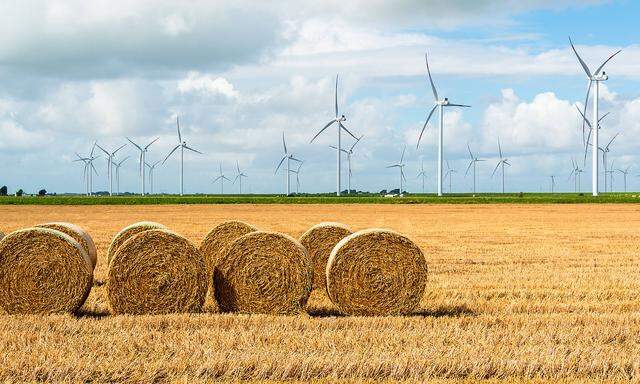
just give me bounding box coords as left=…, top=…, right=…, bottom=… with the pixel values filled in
left=326, top=228, right=428, bottom=316
left=107, top=229, right=207, bottom=315
left=106, top=221, right=167, bottom=265
left=215, top=231, right=312, bottom=314
left=199, top=220, right=258, bottom=290
left=35, top=222, right=97, bottom=270
left=299, top=222, right=352, bottom=291
left=0, top=231, right=4, bottom=240
left=0, top=227, right=93, bottom=314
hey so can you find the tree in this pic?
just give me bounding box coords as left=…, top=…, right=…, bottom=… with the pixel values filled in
left=0, top=186, right=7, bottom=196
left=38, top=189, right=47, bottom=196
left=15, top=189, right=24, bottom=197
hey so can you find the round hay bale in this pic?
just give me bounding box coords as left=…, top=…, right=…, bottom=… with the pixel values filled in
left=214, top=231, right=312, bottom=315
left=107, top=221, right=167, bottom=265
left=107, top=229, right=207, bottom=315
left=35, top=222, right=97, bottom=270
left=0, top=228, right=93, bottom=314
left=199, top=220, right=258, bottom=278
left=326, top=229, right=428, bottom=316
left=299, top=222, right=352, bottom=291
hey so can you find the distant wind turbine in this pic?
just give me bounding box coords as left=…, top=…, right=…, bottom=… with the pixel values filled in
left=233, top=160, right=248, bottom=194
left=444, top=160, right=456, bottom=193
left=127, top=137, right=159, bottom=195
left=112, top=156, right=130, bottom=195
left=163, top=116, right=203, bottom=196
left=569, top=158, right=584, bottom=192
left=145, top=160, right=161, bottom=195
left=416, top=52, right=470, bottom=197
left=417, top=160, right=428, bottom=193
left=330, top=135, right=363, bottom=194
left=94, top=142, right=127, bottom=196
left=550, top=175, right=556, bottom=193
left=74, top=152, right=98, bottom=196
left=386, top=146, right=406, bottom=195
left=289, top=161, right=304, bottom=194
left=213, top=163, right=231, bottom=194
left=465, top=143, right=485, bottom=194
left=605, top=160, right=615, bottom=192
left=276, top=132, right=302, bottom=196
left=491, top=139, right=510, bottom=193
left=310, top=74, right=359, bottom=196
left=617, top=166, right=630, bottom=192
left=569, top=36, right=621, bottom=196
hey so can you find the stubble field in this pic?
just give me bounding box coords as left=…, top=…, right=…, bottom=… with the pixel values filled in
left=1, top=203, right=640, bottom=382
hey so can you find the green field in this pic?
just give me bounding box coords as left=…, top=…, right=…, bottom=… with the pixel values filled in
left=1, top=193, right=640, bottom=205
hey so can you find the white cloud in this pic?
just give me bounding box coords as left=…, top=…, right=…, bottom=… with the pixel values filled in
left=178, top=72, right=239, bottom=99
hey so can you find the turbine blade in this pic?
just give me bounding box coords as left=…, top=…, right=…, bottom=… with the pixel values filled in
left=177, top=116, right=182, bottom=142
left=282, top=132, right=287, bottom=154
left=339, top=122, right=358, bottom=141
left=162, top=145, right=181, bottom=165
left=583, top=128, right=592, bottom=165
left=212, top=176, right=222, bottom=183
left=233, top=174, right=240, bottom=184
left=310, top=120, right=336, bottom=143
left=274, top=156, right=287, bottom=174
left=575, top=104, right=592, bottom=129
left=290, top=156, right=302, bottom=163
left=184, top=145, right=203, bottom=154
left=350, top=135, right=363, bottom=152
left=446, top=103, right=471, bottom=108
left=335, top=74, right=339, bottom=118
left=145, top=137, right=160, bottom=150
left=498, top=139, right=503, bottom=159
left=598, top=112, right=610, bottom=124
left=569, top=37, right=593, bottom=77
left=126, top=137, right=143, bottom=151
left=400, top=146, right=406, bottom=163
left=416, top=104, right=438, bottom=149
left=467, top=143, right=473, bottom=160
left=236, top=160, right=240, bottom=174
left=594, top=49, right=622, bottom=76
left=113, top=143, right=127, bottom=155
left=581, top=80, right=593, bottom=142
left=94, top=143, right=109, bottom=156
left=606, top=132, right=619, bottom=149
left=465, top=160, right=473, bottom=176
left=491, top=162, right=500, bottom=177
left=425, top=52, right=439, bottom=101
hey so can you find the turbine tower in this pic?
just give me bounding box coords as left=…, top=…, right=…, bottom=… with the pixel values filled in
left=289, top=161, right=304, bottom=194
left=276, top=132, right=302, bottom=196
left=417, top=160, right=427, bottom=194
left=550, top=175, right=557, bottom=193
left=569, top=158, right=584, bottom=193
left=94, top=143, right=127, bottom=196
left=233, top=160, right=248, bottom=194
left=605, top=160, right=615, bottom=192
left=213, top=163, right=231, bottom=194
left=74, top=152, right=98, bottom=196
left=465, top=143, right=485, bottom=194
left=491, top=139, right=510, bottom=193
left=617, top=166, right=630, bottom=192
left=417, top=52, right=470, bottom=197
left=330, top=135, right=363, bottom=194
left=386, top=146, right=406, bottom=195
left=127, top=137, right=159, bottom=196
left=310, top=74, right=359, bottom=196
left=112, top=156, right=130, bottom=195
left=444, top=160, right=456, bottom=194
left=145, top=160, right=161, bottom=195
left=569, top=37, right=621, bottom=196
left=163, top=116, right=203, bottom=196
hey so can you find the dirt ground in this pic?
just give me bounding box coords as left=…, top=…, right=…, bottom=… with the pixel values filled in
left=1, top=204, right=640, bottom=382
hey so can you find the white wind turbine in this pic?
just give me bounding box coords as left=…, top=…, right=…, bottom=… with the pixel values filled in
left=569, top=37, right=621, bottom=196
left=465, top=143, right=485, bottom=194
left=310, top=74, right=359, bottom=196
left=112, top=156, right=130, bottom=195
left=213, top=163, right=231, bottom=194
left=492, top=139, right=510, bottom=193
left=416, top=52, right=470, bottom=197
left=550, top=175, right=557, bottom=193
left=289, top=161, right=304, bottom=194
left=386, top=146, right=406, bottom=195
left=74, top=152, right=98, bottom=196
left=94, top=142, right=127, bottom=196
left=276, top=132, right=302, bottom=196
left=127, top=137, right=159, bottom=196
left=330, top=135, right=363, bottom=194
left=605, top=160, right=615, bottom=192
left=163, top=116, right=203, bottom=196
left=145, top=160, right=161, bottom=195
left=233, top=160, right=248, bottom=194
left=417, top=160, right=428, bottom=193
left=569, top=158, right=584, bottom=192
left=444, top=160, right=456, bottom=193
left=617, top=166, right=630, bottom=192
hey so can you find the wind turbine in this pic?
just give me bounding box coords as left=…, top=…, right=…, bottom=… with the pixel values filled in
left=617, top=166, right=630, bottom=192
left=94, top=143, right=127, bottom=196
left=605, top=160, right=615, bottom=192
left=310, top=74, right=359, bottom=196
left=569, top=158, right=583, bottom=192
left=386, top=146, right=406, bottom=195
left=465, top=143, right=485, bottom=194
left=74, top=153, right=98, bottom=196
left=213, top=163, right=231, bottom=194
left=491, top=139, right=510, bottom=193
left=233, top=160, right=248, bottom=194
left=576, top=105, right=616, bottom=192
left=163, top=116, right=203, bottom=196
left=145, top=160, right=161, bottom=195
left=127, top=137, right=159, bottom=196
left=417, top=160, right=428, bottom=194
left=416, top=52, right=470, bottom=197
left=569, top=37, right=621, bottom=196
left=112, top=156, right=130, bottom=195
left=276, top=132, right=302, bottom=196
left=289, top=161, right=304, bottom=194
left=444, top=160, right=456, bottom=194
left=550, top=175, right=557, bottom=193
left=330, top=135, right=363, bottom=194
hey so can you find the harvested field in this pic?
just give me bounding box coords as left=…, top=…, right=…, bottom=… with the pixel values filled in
left=1, top=203, right=640, bottom=382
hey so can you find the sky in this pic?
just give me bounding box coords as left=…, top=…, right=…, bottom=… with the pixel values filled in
left=1, top=0, right=640, bottom=194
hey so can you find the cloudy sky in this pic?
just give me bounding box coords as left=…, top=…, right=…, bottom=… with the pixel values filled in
left=1, top=0, right=639, bottom=194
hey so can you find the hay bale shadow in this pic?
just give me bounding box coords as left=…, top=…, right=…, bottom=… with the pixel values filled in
left=74, top=308, right=110, bottom=319
left=413, top=304, right=476, bottom=318
left=307, top=307, right=345, bottom=318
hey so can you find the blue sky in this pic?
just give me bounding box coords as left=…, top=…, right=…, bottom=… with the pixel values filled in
left=1, top=0, right=639, bottom=194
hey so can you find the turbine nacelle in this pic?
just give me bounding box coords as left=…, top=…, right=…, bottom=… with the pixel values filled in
left=593, top=72, right=609, bottom=81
